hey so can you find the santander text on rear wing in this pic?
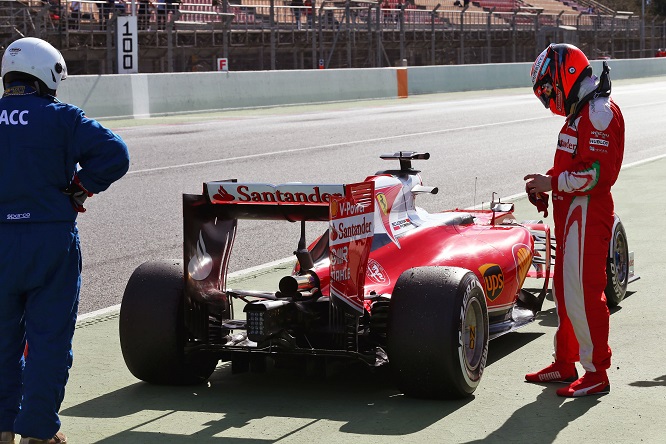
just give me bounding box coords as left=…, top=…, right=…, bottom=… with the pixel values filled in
left=203, top=180, right=345, bottom=220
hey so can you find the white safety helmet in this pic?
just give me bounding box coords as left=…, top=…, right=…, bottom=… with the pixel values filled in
left=1, top=37, right=67, bottom=92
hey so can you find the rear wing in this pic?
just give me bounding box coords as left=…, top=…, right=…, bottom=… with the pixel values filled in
left=183, top=180, right=351, bottom=303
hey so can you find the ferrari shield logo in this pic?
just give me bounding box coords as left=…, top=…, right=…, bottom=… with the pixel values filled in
left=376, top=193, right=389, bottom=215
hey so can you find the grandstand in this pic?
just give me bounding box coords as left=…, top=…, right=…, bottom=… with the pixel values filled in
left=0, top=0, right=621, bottom=36
left=171, top=0, right=618, bottom=31
left=1, top=0, right=660, bottom=73
left=174, top=0, right=530, bottom=29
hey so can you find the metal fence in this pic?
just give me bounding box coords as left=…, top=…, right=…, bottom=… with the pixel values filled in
left=3, top=0, right=666, bottom=73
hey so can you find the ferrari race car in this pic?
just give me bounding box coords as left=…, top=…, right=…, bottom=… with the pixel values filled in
left=120, top=152, right=635, bottom=399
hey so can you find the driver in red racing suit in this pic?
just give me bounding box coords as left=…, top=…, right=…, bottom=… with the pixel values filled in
left=523, top=43, right=624, bottom=397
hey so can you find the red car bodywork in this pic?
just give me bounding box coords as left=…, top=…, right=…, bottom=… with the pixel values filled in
left=192, top=154, right=550, bottom=339
left=308, top=175, right=538, bottom=322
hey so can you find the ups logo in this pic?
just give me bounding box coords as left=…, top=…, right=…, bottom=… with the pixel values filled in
left=479, top=263, right=504, bottom=301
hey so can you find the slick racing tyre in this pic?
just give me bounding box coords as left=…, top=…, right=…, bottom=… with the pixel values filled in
left=387, top=266, right=489, bottom=399
left=605, top=216, right=629, bottom=307
left=120, top=260, right=218, bottom=385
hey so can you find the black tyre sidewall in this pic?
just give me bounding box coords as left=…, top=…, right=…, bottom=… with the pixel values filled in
left=387, top=266, right=489, bottom=399
left=120, top=260, right=216, bottom=384
left=605, top=220, right=629, bottom=307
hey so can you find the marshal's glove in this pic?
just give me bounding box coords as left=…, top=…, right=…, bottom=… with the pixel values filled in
left=63, top=174, right=93, bottom=213
left=526, top=184, right=549, bottom=218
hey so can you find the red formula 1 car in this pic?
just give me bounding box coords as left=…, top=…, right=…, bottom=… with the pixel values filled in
left=120, top=152, right=634, bottom=399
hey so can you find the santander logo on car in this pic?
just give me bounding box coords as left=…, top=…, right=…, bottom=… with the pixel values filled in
left=206, top=182, right=345, bottom=205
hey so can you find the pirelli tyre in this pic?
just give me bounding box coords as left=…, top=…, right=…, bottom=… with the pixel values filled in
left=387, top=266, right=489, bottom=399
left=120, top=260, right=218, bottom=385
left=605, top=216, right=629, bottom=307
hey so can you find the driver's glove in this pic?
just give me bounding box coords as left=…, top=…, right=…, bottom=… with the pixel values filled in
left=62, top=174, right=93, bottom=213
left=526, top=185, right=549, bottom=218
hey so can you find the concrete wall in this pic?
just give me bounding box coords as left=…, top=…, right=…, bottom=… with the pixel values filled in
left=55, top=58, right=666, bottom=119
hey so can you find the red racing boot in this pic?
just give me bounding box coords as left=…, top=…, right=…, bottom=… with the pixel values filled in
left=556, top=371, right=610, bottom=397
left=525, top=361, right=578, bottom=383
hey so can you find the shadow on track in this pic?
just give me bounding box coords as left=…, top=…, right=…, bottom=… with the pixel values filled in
left=61, top=325, right=551, bottom=443
left=62, top=361, right=472, bottom=442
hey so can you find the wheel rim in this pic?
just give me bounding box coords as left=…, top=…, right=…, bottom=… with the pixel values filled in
left=614, top=230, right=628, bottom=286
left=463, top=297, right=486, bottom=372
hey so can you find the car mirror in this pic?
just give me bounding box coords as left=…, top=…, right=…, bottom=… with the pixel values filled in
left=491, top=202, right=514, bottom=213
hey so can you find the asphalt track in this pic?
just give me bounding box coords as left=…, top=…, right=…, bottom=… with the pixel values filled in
left=57, top=155, right=666, bottom=443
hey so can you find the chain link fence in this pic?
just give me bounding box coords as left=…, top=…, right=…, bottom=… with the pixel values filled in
left=2, top=0, right=666, bottom=74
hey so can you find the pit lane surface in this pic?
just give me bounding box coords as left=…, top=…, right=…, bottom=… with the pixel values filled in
left=80, top=76, right=666, bottom=315
left=57, top=77, right=666, bottom=444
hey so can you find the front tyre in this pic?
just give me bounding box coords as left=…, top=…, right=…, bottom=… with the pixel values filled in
left=605, top=216, right=629, bottom=307
left=120, top=260, right=218, bottom=385
left=387, top=267, right=489, bottom=399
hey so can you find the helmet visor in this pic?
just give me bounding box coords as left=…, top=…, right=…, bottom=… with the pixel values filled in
left=533, top=80, right=554, bottom=109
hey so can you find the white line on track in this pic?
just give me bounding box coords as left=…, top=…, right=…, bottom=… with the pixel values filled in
left=124, top=100, right=666, bottom=178
left=77, top=256, right=296, bottom=322
left=125, top=116, right=550, bottom=176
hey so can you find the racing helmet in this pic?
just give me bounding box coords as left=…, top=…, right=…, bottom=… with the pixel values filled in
left=1, top=37, right=67, bottom=93
left=530, top=43, right=592, bottom=116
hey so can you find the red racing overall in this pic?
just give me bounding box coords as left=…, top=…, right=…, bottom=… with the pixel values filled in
left=547, top=96, right=624, bottom=373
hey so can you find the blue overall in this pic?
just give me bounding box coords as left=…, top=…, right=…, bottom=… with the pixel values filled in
left=0, top=83, right=129, bottom=439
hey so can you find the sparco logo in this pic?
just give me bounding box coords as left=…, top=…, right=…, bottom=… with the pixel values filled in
left=6, top=213, right=31, bottom=220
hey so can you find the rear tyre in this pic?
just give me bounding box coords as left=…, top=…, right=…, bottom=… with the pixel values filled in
left=605, top=217, right=629, bottom=307
left=120, top=260, right=218, bottom=385
left=387, top=267, right=489, bottom=399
